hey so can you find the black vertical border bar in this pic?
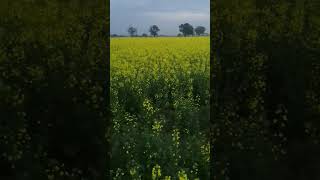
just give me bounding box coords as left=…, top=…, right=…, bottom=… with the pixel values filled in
left=0, top=0, right=110, bottom=179
left=210, top=0, right=219, bottom=179
left=210, top=1, right=320, bottom=180
left=106, top=0, right=111, bottom=178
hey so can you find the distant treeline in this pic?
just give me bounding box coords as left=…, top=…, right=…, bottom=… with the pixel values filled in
left=111, top=23, right=209, bottom=37
left=110, top=34, right=210, bottom=37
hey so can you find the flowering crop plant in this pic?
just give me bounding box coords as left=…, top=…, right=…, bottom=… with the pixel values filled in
left=110, top=37, right=210, bottom=179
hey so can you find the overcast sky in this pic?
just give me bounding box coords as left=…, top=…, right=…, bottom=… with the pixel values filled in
left=111, top=0, right=210, bottom=36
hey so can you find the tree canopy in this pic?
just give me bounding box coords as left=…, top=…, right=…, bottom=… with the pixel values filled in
left=179, top=23, right=194, bottom=37
left=149, top=25, right=160, bottom=37
left=195, top=26, right=206, bottom=36
left=128, top=26, right=137, bottom=37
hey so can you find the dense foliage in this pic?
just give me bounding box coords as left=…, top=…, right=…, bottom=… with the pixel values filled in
left=111, top=37, right=210, bottom=179
left=0, top=0, right=109, bottom=179
left=211, top=0, right=320, bottom=179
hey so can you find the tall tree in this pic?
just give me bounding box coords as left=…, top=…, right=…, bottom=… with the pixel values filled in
left=149, top=25, right=160, bottom=37
left=179, top=23, right=194, bottom=37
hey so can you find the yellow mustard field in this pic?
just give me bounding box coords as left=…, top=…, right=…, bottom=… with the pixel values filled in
left=111, top=37, right=210, bottom=179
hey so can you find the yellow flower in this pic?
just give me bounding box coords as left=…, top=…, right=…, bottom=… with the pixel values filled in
left=178, top=170, right=188, bottom=180
left=152, top=164, right=161, bottom=180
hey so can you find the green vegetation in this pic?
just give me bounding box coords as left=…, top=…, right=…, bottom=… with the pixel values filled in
left=0, top=0, right=108, bottom=179
left=211, top=0, right=320, bottom=179
left=110, top=37, right=210, bottom=179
